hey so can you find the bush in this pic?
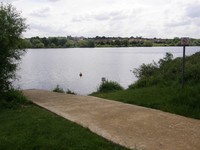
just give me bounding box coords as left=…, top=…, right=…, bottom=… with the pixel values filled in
left=53, top=85, right=65, bottom=93
left=130, top=52, right=200, bottom=89
left=96, top=80, right=124, bottom=93
left=53, top=85, right=76, bottom=95
left=0, top=90, right=30, bottom=109
left=66, top=89, right=76, bottom=95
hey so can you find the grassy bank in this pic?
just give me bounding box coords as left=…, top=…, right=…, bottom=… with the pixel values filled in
left=92, top=52, right=200, bottom=119
left=91, top=85, right=200, bottom=119
left=0, top=91, right=128, bottom=150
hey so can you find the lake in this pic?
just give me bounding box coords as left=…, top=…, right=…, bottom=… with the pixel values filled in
left=14, top=47, right=200, bottom=95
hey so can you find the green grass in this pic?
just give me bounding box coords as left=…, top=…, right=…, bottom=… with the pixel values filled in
left=91, top=85, right=200, bottom=119
left=91, top=52, right=200, bottom=120
left=0, top=104, right=129, bottom=150
left=0, top=90, right=129, bottom=149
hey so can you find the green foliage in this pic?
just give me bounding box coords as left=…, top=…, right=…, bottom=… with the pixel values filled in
left=130, top=52, right=200, bottom=88
left=143, top=40, right=153, bottom=47
left=21, top=36, right=200, bottom=48
left=133, top=62, right=159, bottom=79
left=95, top=80, right=124, bottom=93
left=53, top=85, right=76, bottom=95
left=0, top=3, right=27, bottom=92
left=53, top=85, right=65, bottom=93
left=0, top=105, right=129, bottom=150
left=87, top=40, right=95, bottom=47
left=0, top=90, right=30, bottom=109
left=30, top=38, right=44, bottom=48
left=92, top=52, right=200, bottom=119
left=92, top=85, right=200, bottom=119
left=65, top=39, right=75, bottom=48
left=78, top=40, right=88, bottom=48
left=66, top=89, right=76, bottom=95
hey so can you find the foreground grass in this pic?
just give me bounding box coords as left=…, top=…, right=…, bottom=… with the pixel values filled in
left=91, top=85, right=200, bottom=120
left=0, top=104, right=129, bottom=150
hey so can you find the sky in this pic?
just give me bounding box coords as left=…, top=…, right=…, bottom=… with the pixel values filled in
left=1, top=0, right=200, bottom=38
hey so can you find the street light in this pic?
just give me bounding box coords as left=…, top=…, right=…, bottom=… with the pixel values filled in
left=181, top=37, right=189, bottom=88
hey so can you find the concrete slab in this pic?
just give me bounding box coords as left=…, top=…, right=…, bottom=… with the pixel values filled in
left=23, top=89, right=200, bottom=150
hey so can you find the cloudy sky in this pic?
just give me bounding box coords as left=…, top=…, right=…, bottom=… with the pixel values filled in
left=2, top=0, right=200, bottom=38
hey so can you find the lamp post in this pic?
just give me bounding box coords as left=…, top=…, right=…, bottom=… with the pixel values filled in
left=181, top=37, right=189, bottom=88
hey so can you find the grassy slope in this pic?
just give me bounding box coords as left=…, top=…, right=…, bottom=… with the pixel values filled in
left=0, top=104, right=129, bottom=150
left=92, top=52, right=200, bottom=120
left=92, top=85, right=200, bottom=119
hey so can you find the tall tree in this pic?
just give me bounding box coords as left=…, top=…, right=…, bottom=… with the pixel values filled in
left=0, top=3, right=27, bottom=92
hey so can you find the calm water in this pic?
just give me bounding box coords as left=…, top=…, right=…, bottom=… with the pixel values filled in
left=14, top=47, right=200, bottom=95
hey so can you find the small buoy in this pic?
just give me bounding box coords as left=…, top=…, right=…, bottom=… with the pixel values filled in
left=79, top=72, right=82, bottom=77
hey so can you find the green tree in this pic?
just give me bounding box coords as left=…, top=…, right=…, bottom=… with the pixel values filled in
left=78, top=40, right=88, bottom=47
left=21, top=39, right=32, bottom=48
left=65, top=39, right=75, bottom=48
left=87, top=40, right=95, bottom=47
left=143, top=40, right=153, bottom=47
left=57, top=38, right=67, bottom=47
left=41, top=37, right=49, bottom=47
left=0, top=3, right=27, bottom=92
left=31, top=38, right=44, bottom=48
left=173, top=37, right=181, bottom=46
left=122, top=39, right=129, bottom=47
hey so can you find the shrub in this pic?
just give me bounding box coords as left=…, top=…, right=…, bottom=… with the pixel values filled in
left=0, top=90, right=30, bottom=109
left=96, top=80, right=124, bottom=93
left=53, top=85, right=65, bottom=93
left=66, top=89, right=76, bottom=95
left=130, top=52, right=200, bottom=89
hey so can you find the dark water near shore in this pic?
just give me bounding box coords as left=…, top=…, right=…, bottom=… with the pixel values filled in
left=14, top=47, right=200, bottom=95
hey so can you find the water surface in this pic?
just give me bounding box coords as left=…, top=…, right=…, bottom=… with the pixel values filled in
left=15, top=47, right=200, bottom=95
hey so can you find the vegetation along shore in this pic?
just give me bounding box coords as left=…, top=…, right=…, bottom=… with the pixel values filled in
left=91, top=51, right=200, bottom=119
left=1, top=2, right=200, bottom=149
left=22, top=36, right=200, bottom=48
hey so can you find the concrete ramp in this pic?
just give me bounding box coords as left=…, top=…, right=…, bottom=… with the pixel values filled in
left=23, top=89, right=200, bottom=150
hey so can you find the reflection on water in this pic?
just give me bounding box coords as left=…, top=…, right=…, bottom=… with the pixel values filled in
left=14, top=47, right=200, bottom=95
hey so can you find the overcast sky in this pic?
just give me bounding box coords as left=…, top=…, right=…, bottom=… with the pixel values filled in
left=2, top=0, right=200, bottom=38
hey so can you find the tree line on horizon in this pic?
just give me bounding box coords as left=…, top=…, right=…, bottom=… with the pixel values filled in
left=21, top=36, right=200, bottom=49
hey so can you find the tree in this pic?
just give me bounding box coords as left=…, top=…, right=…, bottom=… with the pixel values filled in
left=143, top=40, right=153, bottom=47
left=65, top=39, right=75, bottom=48
left=31, top=38, right=44, bottom=48
left=87, top=40, right=95, bottom=47
left=78, top=40, right=88, bottom=47
left=0, top=3, right=27, bottom=92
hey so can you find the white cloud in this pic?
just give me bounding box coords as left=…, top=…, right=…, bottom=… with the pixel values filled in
left=186, top=3, right=200, bottom=18
left=7, top=0, right=200, bottom=38
left=47, top=0, right=60, bottom=2
left=29, top=8, right=50, bottom=18
left=1, top=0, right=20, bottom=3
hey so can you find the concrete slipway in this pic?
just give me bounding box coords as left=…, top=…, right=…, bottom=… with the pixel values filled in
left=23, top=89, right=200, bottom=150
